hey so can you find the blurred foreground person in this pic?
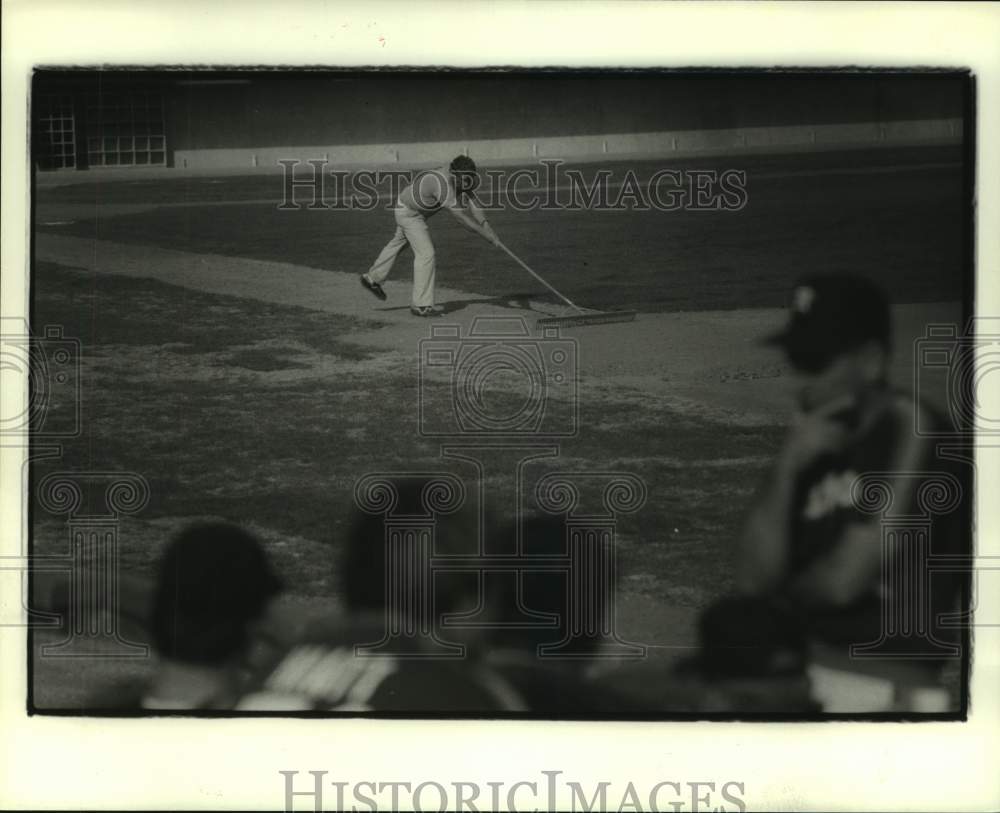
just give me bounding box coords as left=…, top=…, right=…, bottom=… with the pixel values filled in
left=237, top=479, right=529, bottom=711
left=34, top=521, right=285, bottom=710
left=732, top=273, right=969, bottom=712
left=143, top=522, right=284, bottom=709
left=484, top=514, right=647, bottom=713
left=237, top=485, right=643, bottom=712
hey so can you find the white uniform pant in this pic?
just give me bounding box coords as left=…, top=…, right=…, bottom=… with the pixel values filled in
left=367, top=205, right=436, bottom=308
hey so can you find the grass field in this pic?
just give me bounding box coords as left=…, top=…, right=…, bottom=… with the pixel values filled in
left=37, top=146, right=965, bottom=312
left=29, top=146, right=967, bottom=708
left=30, top=259, right=783, bottom=603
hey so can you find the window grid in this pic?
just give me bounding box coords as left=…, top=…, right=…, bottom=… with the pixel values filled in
left=37, top=95, right=76, bottom=169
left=85, top=91, right=166, bottom=168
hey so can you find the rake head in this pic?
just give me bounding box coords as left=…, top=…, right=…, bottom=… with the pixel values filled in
left=536, top=310, right=638, bottom=328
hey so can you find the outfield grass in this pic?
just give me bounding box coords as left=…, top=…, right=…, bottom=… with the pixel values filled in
left=31, top=261, right=783, bottom=608
left=36, top=147, right=966, bottom=313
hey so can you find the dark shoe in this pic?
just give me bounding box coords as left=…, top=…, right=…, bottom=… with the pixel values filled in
left=360, top=274, right=387, bottom=301
left=410, top=305, right=442, bottom=318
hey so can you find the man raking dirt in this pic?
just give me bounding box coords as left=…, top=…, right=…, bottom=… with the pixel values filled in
left=360, top=155, right=499, bottom=317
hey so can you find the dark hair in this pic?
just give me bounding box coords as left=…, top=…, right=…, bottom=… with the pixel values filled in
left=449, top=154, right=476, bottom=174
left=151, top=523, right=283, bottom=664
left=449, top=154, right=478, bottom=193
left=340, top=478, right=478, bottom=616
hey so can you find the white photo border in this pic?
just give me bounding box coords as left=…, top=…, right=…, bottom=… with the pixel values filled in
left=2, top=2, right=998, bottom=811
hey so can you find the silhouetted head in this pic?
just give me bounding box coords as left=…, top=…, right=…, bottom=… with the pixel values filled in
left=765, top=273, right=892, bottom=412
left=151, top=523, right=283, bottom=665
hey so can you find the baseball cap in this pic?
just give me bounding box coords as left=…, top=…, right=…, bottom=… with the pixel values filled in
left=765, top=273, right=891, bottom=372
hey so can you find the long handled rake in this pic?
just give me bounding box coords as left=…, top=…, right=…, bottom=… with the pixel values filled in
left=495, top=239, right=637, bottom=327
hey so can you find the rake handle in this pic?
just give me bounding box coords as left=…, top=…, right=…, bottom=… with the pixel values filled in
left=494, top=239, right=584, bottom=313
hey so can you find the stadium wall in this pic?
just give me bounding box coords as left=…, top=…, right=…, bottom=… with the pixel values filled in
left=167, top=75, right=964, bottom=170
left=171, top=118, right=962, bottom=171
left=35, top=73, right=966, bottom=174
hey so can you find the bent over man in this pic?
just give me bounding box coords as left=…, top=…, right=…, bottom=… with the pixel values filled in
left=361, top=154, right=499, bottom=317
